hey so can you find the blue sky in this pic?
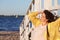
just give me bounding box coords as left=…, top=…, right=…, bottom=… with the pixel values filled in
left=0, top=0, right=60, bottom=15
left=0, top=0, right=32, bottom=15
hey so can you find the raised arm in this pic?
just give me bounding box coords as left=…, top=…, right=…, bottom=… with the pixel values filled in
left=28, top=11, right=42, bottom=27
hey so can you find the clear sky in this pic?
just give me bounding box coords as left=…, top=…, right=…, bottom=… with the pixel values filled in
left=0, top=0, right=60, bottom=15
left=0, top=0, right=32, bottom=15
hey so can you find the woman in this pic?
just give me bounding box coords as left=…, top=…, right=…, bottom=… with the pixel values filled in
left=28, top=10, right=60, bottom=40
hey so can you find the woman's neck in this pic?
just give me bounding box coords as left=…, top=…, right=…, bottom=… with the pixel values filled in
left=41, top=21, right=48, bottom=26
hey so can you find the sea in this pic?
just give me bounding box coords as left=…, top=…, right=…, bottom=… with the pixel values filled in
left=0, top=16, right=24, bottom=31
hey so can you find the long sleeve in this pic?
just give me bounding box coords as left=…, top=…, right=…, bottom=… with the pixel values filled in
left=48, top=18, right=60, bottom=40
left=56, top=18, right=60, bottom=26
left=28, top=11, right=41, bottom=27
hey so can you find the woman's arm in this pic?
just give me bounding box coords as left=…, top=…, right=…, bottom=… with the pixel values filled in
left=48, top=18, right=60, bottom=40
left=28, top=11, right=42, bottom=27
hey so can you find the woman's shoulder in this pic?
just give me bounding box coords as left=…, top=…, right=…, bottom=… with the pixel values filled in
left=56, top=18, right=60, bottom=21
left=48, top=18, right=60, bottom=27
left=54, top=18, right=60, bottom=23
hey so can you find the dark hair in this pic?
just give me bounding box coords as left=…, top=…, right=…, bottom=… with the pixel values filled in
left=43, top=10, right=55, bottom=23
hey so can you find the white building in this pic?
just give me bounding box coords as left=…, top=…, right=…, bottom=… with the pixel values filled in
left=20, top=0, right=60, bottom=40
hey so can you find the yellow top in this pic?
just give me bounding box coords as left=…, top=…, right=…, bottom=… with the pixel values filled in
left=28, top=12, right=60, bottom=40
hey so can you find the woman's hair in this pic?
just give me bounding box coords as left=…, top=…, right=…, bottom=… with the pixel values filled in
left=43, top=10, right=55, bottom=23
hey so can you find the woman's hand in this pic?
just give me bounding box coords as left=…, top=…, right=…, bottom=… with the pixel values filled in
left=38, top=11, right=43, bottom=14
